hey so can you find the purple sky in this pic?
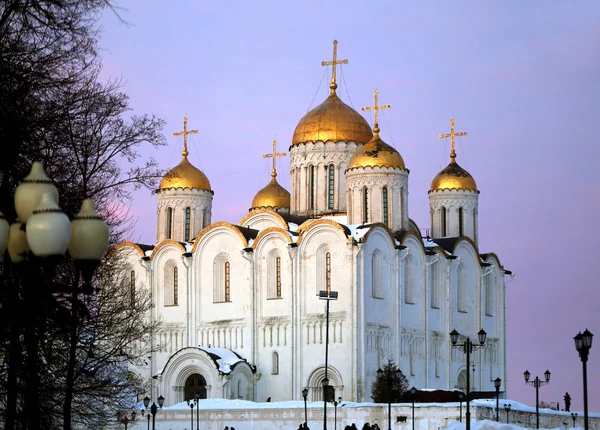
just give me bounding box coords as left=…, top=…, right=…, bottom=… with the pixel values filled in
left=99, top=0, right=599, bottom=411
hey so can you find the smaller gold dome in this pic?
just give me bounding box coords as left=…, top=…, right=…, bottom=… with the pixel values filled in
left=292, top=92, right=373, bottom=145
left=346, top=127, right=405, bottom=171
left=251, top=176, right=290, bottom=210
left=430, top=160, right=477, bottom=191
left=159, top=156, right=211, bottom=191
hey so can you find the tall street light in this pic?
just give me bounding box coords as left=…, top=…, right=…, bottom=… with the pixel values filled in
left=188, top=393, right=201, bottom=430
left=142, top=395, right=164, bottom=430
left=450, top=329, right=487, bottom=430
left=319, top=288, right=338, bottom=430
left=117, top=411, right=136, bottom=430
left=571, top=412, right=578, bottom=428
left=494, top=378, right=501, bottom=421
left=187, top=399, right=195, bottom=430
left=333, top=396, right=342, bottom=430
left=523, top=369, right=551, bottom=429
left=410, top=386, right=417, bottom=430
left=503, top=403, right=511, bottom=423
left=0, top=162, right=109, bottom=430
left=377, top=367, right=402, bottom=430
left=574, top=329, right=593, bottom=430
left=302, top=387, right=309, bottom=429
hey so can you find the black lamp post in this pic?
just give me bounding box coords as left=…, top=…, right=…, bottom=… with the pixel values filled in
left=571, top=412, right=578, bottom=428
left=117, top=411, right=136, bottom=430
left=523, top=369, right=551, bottom=429
left=503, top=403, right=511, bottom=423
left=302, top=387, right=309, bottom=429
left=142, top=395, right=164, bottom=430
left=458, top=393, right=464, bottom=422
left=494, top=378, right=501, bottom=421
left=319, top=288, right=338, bottom=430
left=450, top=328, right=487, bottom=430
left=195, top=391, right=201, bottom=430
left=377, top=367, right=402, bottom=430
left=0, top=162, right=109, bottom=430
left=410, top=386, right=417, bottom=430
left=333, top=396, right=342, bottom=430
left=187, top=399, right=195, bottom=430
left=574, top=329, right=593, bottom=430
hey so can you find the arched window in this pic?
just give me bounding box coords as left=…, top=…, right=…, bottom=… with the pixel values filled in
left=459, top=207, right=464, bottom=236
left=214, top=253, right=231, bottom=303
left=440, top=207, right=447, bottom=237
left=485, top=273, right=493, bottom=316
left=309, top=165, right=315, bottom=210
left=363, top=187, right=369, bottom=224
left=184, top=207, right=191, bottom=241
left=327, top=164, right=335, bottom=209
left=267, top=251, right=282, bottom=299
left=430, top=260, right=441, bottom=309
left=457, top=264, right=467, bottom=312
left=404, top=254, right=414, bottom=304
left=164, top=260, right=178, bottom=306
left=130, top=270, right=135, bottom=307
left=372, top=250, right=383, bottom=298
left=457, top=369, right=467, bottom=390
left=166, top=207, right=173, bottom=239
left=271, top=351, right=279, bottom=375
left=316, top=246, right=331, bottom=294
left=382, top=187, right=389, bottom=227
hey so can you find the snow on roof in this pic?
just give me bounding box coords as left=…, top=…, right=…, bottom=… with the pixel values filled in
left=184, top=243, right=193, bottom=252
left=321, top=214, right=348, bottom=225
left=144, top=249, right=152, bottom=257
left=198, top=347, right=244, bottom=374
left=345, top=224, right=370, bottom=242
left=287, top=222, right=299, bottom=232
left=423, top=238, right=438, bottom=248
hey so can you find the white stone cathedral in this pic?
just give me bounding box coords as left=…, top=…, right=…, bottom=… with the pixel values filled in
left=113, top=42, right=511, bottom=406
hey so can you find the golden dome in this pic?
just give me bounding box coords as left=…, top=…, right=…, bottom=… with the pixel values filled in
left=292, top=92, right=373, bottom=145
left=430, top=160, right=477, bottom=191
left=159, top=155, right=211, bottom=191
left=346, top=127, right=406, bottom=171
left=251, top=176, right=290, bottom=210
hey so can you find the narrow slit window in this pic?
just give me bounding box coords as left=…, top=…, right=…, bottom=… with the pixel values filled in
left=309, top=165, right=315, bottom=210
left=363, top=187, right=369, bottom=224
left=382, top=187, right=389, bottom=226
left=173, top=267, right=178, bottom=306
left=459, top=207, right=464, bottom=237
left=166, top=207, right=173, bottom=239
left=225, top=262, right=231, bottom=302
left=276, top=256, right=282, bottom=298
left=184, top=207, right=191, bottom=241
left=328, top=165, right=335, bottom=210
left=441, top=207, right=447, bottom=237
left=325, top=252, right=331, bottom=292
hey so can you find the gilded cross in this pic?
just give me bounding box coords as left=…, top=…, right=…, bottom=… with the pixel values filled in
left=262, top=139, right=286, bottom=178
left=321, top=40, right=348, bottom=94
left=361, top=89, right=391, bottom=131
left=438, top=118, right=467, bottom=163
left=172, top=116, right=198, bottom=157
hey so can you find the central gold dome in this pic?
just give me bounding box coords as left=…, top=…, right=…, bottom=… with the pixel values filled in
left=159, top=156, right=211, bottom=191
left=346, top=128, right=405, bottom=171
left=292, top=92, right=373, bottom=145
left=430, top=161, right=477, bottom=192
left=251, top=177, right=290, bottom=210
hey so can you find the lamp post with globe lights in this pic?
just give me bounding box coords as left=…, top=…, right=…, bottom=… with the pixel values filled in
left=0, top=162, right=109, bottom=430
left=503, top=404, right=511, bottom=423
left=142, top=395, right=164, bottom=430
left=571, top=412, right=578, bottom=428
left=494, top=378, right=502, bottom=421
left=410, top=386, right=417, bottom=430
left=377, top=366, right=402, bottom=430
left=450, top=328, right=487, bottom=430
left=333, top=396, right=342, bottom=430
left=574, top=329, right=593, bottom=430
left=319, top=288, right=338, bottom=430
left=523, top=369, right=551, bottom=429
left=117, top=411, right=136, bottom=430
left=302, top=387, right=309, bottom=428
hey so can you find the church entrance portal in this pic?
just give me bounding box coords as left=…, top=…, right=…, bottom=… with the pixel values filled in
left=184, top=374, right=207, bottom=400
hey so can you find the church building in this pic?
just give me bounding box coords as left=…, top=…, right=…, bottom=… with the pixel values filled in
left=112, top=41, right=511, bottom=406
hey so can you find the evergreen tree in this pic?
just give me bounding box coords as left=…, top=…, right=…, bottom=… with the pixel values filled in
left=371, top=360, right=410, bottom=403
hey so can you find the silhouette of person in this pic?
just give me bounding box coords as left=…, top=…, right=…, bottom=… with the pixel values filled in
left=351, top=424, right=358, bottom=430
left=564, top=392, right=572, bottom=412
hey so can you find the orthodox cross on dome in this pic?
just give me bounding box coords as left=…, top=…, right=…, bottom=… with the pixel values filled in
left=361, top=89, right=391, bottom=133
left=172, top=116, right=198, bottom=157
left=321, top=40, right=348, bottom=94
left=438, top=118, right=467, bottom=163
left=262, top=139, right=286, bottom=178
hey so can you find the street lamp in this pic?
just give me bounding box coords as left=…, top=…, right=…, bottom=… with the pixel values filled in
left=333, top=396, right=342, bottom=430
left=494, top=378, right=501, bottom=421
left=0, top=162, right=109, bottom=430
left=458, top=392, right=464, bottom=422
left=450, top=328, right=487, bottom=430
left=377, top=367, right=402, bottom=430
left=187, top=398, right=195, bottom=430
left=117, top=411, right=136, bottom=430
left=571, top=412, right=578, bottom=428
left=503, top=403, right=511, bottom=423
left=410, top=386, right=417, bottom=430
left=142, top=395, right=164, bottom=430
left=523, top=369, right=551, bottom=429
left=574, top=329, right=593, bottom=430
left=319, top=288, right=338, bottom=430
left=302, top=387, right=309, bottom=429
